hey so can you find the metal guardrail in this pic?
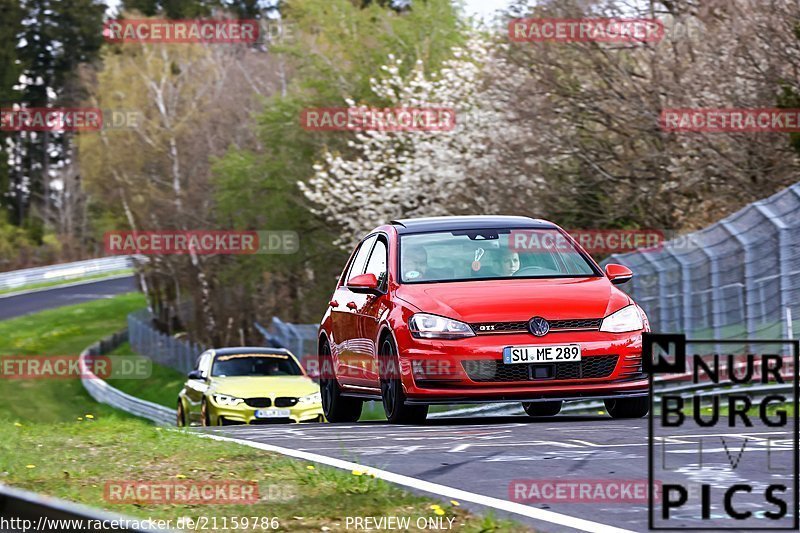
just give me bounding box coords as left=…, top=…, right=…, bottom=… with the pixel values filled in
left=258, top=318, right=318, bottom=363
left=80, top=332, right=176, bottom=426
left=128, top=310, right=207, bottom=375
left=0, top=256, right=135, bottom=291
left=0, top=483, right=173, bottom=532
left=603, top=181, right=800, bottom=343
left=81, top=329, right=791, bottom=425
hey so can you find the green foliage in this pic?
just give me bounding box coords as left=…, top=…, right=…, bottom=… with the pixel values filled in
left=120, top=0, right=273, bottom=18
left=0, top=212, right=60, bottom=271
left=213, top=0, right=464, bottom=321
left=0, top=0, right=24, bottom=215
left=4, top=0, right=106, bottom=235
left=281, top=0, right=463, bottom=104
left=777, top=82, right=800, bottom=156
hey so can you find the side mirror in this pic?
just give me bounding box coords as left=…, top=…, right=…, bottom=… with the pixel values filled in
left=188, top=369, right=206, bottom=380
left=347, top=273, right=382, bottom=295
left=605, top=263, right=633, bottom=285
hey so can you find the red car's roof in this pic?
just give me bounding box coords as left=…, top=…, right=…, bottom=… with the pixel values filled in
left=389, top=215, right=556, bottom=234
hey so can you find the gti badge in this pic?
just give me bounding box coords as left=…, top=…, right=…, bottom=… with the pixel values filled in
left=528, top=316, right=550, bottom=337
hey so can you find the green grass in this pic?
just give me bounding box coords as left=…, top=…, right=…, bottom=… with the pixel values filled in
left=105, top=342, right=186, bottom=408
left=0, top=294, right=530, bottom=531
left=0, top=292, right=146, bottom=423
left=0, top=417, right=527, bottom=532
left=0, top=269, right=134, bottom=296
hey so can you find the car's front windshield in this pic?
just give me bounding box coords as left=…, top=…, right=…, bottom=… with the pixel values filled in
left=211, top=353, right=303, bottom=377
left=399, top=228, right=598, bottom=283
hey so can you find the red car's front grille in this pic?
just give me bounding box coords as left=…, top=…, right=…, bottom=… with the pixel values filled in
left=462, top=355, right=618, bottom=382
left=471, top=318, right=602, bottom=335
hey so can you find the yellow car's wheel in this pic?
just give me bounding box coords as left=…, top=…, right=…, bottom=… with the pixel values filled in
left=177, top=401, right=187, bottom=427
left=201, top=398, right=211, bottom=426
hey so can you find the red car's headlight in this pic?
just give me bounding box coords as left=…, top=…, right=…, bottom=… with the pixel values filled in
left=600, top=304, right=644, bottom=333
left=409, top=313, right=475, bottom=339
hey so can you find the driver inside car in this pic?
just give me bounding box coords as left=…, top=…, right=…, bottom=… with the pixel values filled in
left=500, top=249, right=520, bottom=276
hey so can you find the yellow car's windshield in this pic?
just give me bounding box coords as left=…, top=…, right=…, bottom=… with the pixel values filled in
left=211, top=354, right=303, bottom=377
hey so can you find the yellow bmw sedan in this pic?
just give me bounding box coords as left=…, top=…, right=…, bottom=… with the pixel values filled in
left=177, top=347, right=324, bottom=426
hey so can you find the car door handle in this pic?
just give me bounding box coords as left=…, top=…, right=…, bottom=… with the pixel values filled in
left=329, top=300, right=339, bottom=308
left=346, top=301, right=358, bottom=310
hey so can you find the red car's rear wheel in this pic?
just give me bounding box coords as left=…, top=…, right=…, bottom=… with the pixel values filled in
left=319, top=338, right=362, bottom=422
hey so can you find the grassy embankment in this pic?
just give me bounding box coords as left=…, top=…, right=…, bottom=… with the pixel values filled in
left=0, top=293, right=528, bottom=532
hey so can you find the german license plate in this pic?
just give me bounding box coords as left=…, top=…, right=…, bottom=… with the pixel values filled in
left=503, top=344, right=582, bottom=364
left=255, top=408, right=290, bottom=418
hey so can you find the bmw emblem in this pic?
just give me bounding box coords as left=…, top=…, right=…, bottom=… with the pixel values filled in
left=528, top=316, right=550, bottom=337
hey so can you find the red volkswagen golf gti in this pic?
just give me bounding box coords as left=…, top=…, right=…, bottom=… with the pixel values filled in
left=318, top=216, right=650, bottom=423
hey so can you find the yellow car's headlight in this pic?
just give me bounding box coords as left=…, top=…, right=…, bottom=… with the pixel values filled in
left=297, top=392, right=321, bottom=405
left=212, top=394, right=245, bottom=407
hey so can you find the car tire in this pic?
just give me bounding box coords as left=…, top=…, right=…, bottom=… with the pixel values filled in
left=380, top=337, right=428, bottom=424
left=177, top=401, right=187, bottom=427
left=201, top=398, right=211, bottom=427
left=521, top=400, right=562, bottom=417
left=605, top=396, right=649, bottom=419
left=319, top=338, right=363, bottom=423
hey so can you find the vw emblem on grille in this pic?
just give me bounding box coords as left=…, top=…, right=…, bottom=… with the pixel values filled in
left=528, top=316, right=550, bottom=337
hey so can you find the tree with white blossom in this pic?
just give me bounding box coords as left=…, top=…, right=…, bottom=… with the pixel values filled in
left=301, top=35, right=546, bottom=249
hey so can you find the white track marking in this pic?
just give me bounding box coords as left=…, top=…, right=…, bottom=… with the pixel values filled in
left=198, top=432, right=637, bottom=533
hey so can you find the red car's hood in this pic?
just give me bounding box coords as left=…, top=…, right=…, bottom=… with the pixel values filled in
left=394, top=277, right=630, bottom=323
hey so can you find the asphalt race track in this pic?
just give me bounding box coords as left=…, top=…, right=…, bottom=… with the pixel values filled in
left=2, top=280, right=794, bottom=532
left=206, top=415, right=796, bottom=533
left=0, top=276, right=137, bottom=321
